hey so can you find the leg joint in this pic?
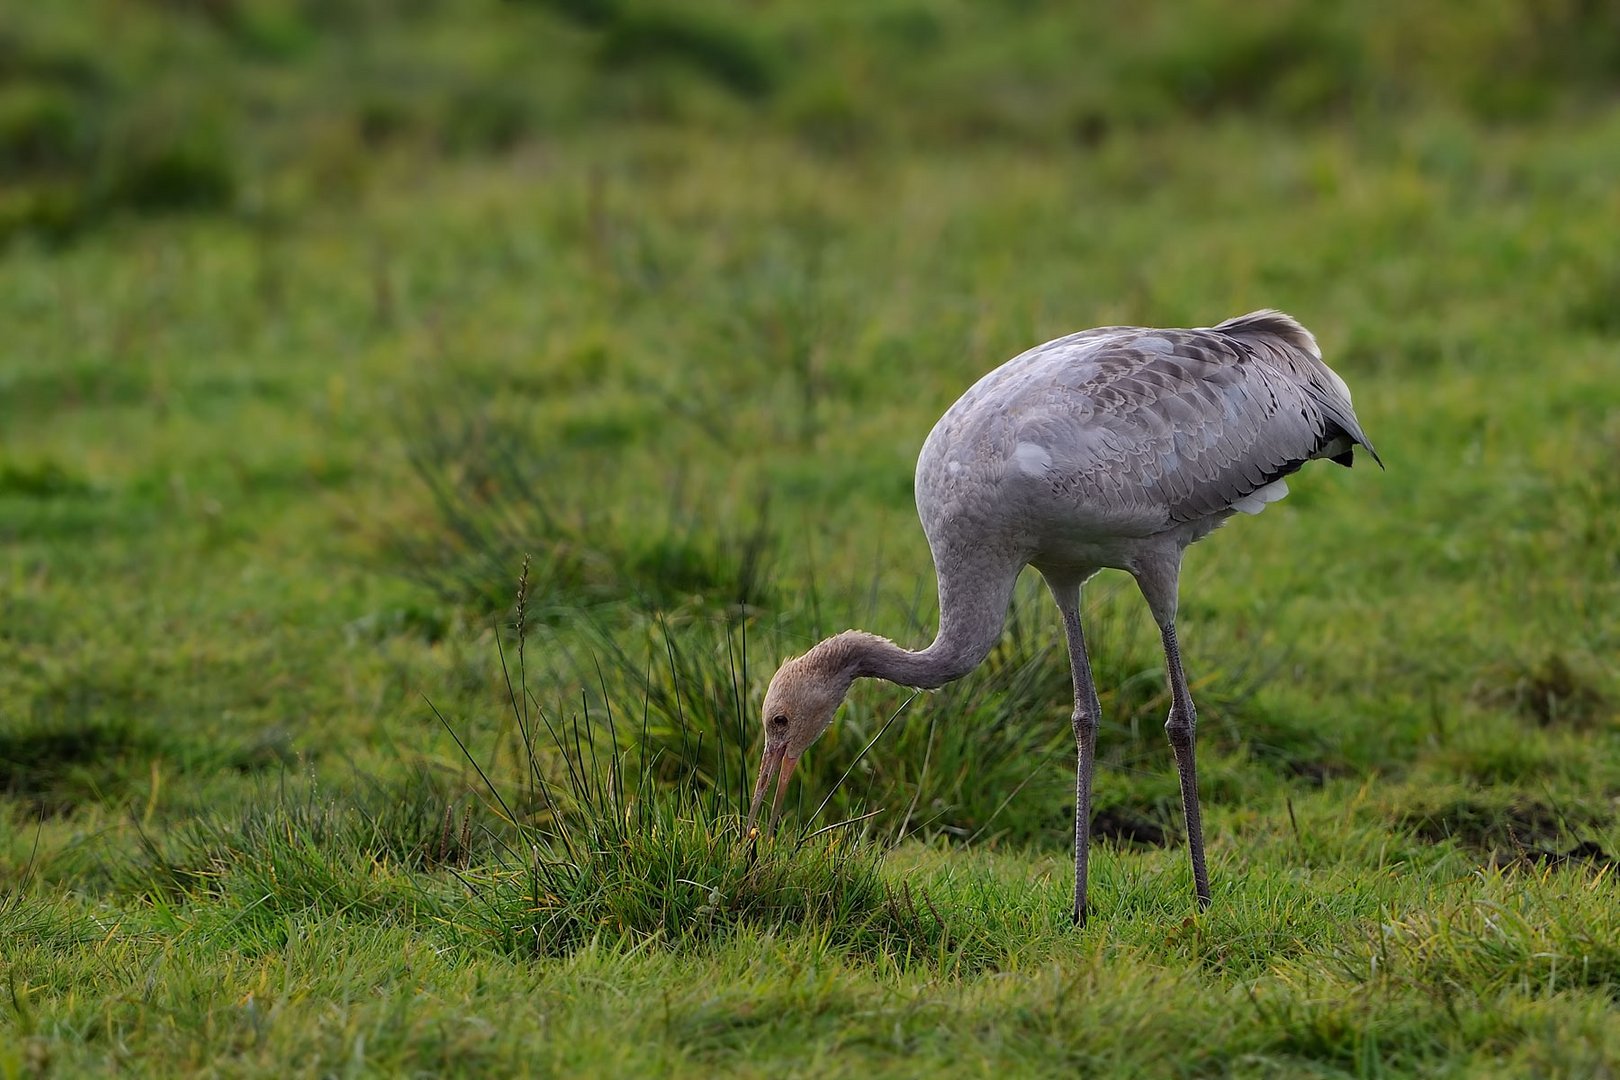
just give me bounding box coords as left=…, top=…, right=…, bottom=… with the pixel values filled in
left=1165, top=709, right=1196, bottom=744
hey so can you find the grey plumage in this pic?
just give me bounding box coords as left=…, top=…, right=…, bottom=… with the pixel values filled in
left=918, top=309, right=1378, bottom=545
left=751, top=309, right=1378, bottom=922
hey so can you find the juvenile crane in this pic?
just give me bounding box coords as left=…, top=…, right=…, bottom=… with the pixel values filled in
left=746, top=310, right=1380, bottom=923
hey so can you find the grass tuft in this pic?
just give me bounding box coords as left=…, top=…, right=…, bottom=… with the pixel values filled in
left=439, top=565, right=1007, bottom=972
left=0, top=715, right=165, bottom=816
left=1392, top=785, right=1613, bottom=867
left=1484, top=652, right=1611, bottom=729
left=397, top=400, right=777, bottom=616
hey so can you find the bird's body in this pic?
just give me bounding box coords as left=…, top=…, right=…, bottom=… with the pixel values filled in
left=916, top=309, right=1376, bottom=578
left=750, top=310, right=1378, bottom=923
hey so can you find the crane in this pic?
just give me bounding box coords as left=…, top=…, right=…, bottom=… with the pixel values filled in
left=745, top=310, right=1380, bottom=923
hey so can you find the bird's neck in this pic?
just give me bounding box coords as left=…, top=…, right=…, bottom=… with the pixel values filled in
left=808, top=557, right=1020, bottom=690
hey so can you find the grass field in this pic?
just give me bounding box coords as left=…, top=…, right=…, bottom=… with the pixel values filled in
left=3, top=2, right=1619, bottom=1075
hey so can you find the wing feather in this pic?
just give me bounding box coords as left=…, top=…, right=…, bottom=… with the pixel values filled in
left=998, top=312, right=1377, bottom=530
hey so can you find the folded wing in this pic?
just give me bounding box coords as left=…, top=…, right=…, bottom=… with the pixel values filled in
left=1008, top=310, right=1378, bottom=531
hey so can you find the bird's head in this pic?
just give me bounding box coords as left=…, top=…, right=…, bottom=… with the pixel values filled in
left=743, top=642, right=858, bottom=838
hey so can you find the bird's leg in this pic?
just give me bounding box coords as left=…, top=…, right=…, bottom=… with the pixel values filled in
left=1048, top=578, right=1101, bottom=926
left=1133, top=555, right=1211, bottom=910
left=1159, top=620, right=1211, bottom=908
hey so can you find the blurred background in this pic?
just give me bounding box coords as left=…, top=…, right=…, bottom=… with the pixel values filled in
left=6, top=1, right=1620, bottom=242
left=3, top=0, right=1617, bottom=863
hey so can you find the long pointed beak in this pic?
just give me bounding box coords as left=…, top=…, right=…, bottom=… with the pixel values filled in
left=744, top=745, right=785, bottom=840
left=743, top=746, right=801, bottom=840
left=769, top=753, right=800, bottom=832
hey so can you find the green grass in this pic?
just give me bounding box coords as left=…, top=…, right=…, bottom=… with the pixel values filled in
left=4, top=2, right=1620, bottom=1076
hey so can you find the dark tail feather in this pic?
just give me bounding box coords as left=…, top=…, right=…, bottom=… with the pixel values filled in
left=1323, top=421, right=1384, bottom=470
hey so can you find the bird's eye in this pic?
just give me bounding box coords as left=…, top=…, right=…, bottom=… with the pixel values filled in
left=769, top=714, right=788, bottom=729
